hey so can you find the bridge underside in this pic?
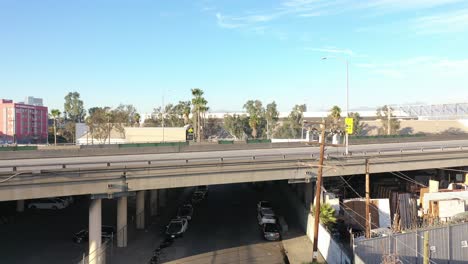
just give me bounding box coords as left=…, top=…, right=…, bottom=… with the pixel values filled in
left=1, top=150, right=468, bottom=201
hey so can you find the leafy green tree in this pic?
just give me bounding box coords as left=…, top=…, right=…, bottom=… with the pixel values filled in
left=223, top=114, right=249, bottom=139
left=174, top=101, right=191, bottom=125
left=204, top=117, right=223, bottom=139
left=274, top=104, right=306, bottom=139
left=86, top=107, right=112, bottom=143
left=191, top=88, right=208, bottom=142
left=243, top=100, right=265, bottom=139
left=64, top=92, right=85, bottom=122
left=376, top=105, right=400, bottom=135
left=63, top=92, right=86, bottom=143
left=50, top=109, right=61, bottom=145
left=347, top=112, right=364, bottom=136
left=265, top=101, right=279, bottom=139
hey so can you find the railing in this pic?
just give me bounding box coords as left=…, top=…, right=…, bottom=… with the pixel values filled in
left=1, top=142, right=468, bottom=173
left=74, top=225, right=130, bottom=264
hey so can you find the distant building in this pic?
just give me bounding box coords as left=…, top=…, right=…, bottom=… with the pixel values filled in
left=0, top=98, right=48, bottom=144
left=22, top=96, right=44, bottom=106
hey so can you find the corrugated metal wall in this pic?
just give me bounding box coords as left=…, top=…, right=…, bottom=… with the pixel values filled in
left=354, top=222, right=468, bottom=264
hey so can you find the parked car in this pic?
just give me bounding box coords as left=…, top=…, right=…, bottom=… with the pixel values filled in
left=59, top=196, right=74, bottom=206
left=165, top=218, right=188, bottom=238
left=191, top=191, right=205, bottom=203
left=262, top=223, right=281, bottom=241
left=257, top=201, right=272, bottom=212
left=177, top=204, right=194, bottom=221
left=28, top=198, right=68, bottom=210
left=257, top=208, right=276, bottom=225
left=195, top=185, right=208, bottom=196
left=72, top=225, right=116, bottom=243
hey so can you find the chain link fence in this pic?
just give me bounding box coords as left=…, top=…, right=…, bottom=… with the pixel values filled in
left=354, top=222, right=468, bottom=264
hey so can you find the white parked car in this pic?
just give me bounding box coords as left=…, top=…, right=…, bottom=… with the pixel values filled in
left=257, top=208, right=276, bottom=225
left=59, top=196, right=74, bottom=206
left=166, top=218, right=188, bottom=238
left=257, top=201, right=272, bottom=212
left=28, top=198, right=68, bottom=210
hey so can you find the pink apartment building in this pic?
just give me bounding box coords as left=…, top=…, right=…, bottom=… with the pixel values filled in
left=0, top=98, right=48, bottom=144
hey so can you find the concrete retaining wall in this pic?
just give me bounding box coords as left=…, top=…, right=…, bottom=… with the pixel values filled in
left=281, top=183, right=352, bottom=264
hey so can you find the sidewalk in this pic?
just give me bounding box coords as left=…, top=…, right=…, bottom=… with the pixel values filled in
left=281, top=229, right=325, bottom=264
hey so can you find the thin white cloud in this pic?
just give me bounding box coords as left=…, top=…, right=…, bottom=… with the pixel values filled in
left=215, top=11, right=285, bottom=29
left=305, top=47, right=354, bottom=56
left=298, top=12, right=323, bottom=17
left=365, top=56, right=468, bottom=78
left=363, top=0, right=464, bottom=10
left=214, top=0, right=467, bottom=31
left=412, top=9, right=468, bottom=34
left=216, top=13, right=244, bottom=28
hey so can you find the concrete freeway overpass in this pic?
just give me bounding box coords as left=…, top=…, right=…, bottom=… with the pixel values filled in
left=2, top=139, right=468, bottom=263
left=1, top=139, right=468, bottom=202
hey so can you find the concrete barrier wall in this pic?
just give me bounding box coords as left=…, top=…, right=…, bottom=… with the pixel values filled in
left=0, top=142, right=307, bottom=160
left=280, top=183, right=352, bottom=264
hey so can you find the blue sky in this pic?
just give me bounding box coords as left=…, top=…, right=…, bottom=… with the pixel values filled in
left=1, top=0, right=468, bottom=114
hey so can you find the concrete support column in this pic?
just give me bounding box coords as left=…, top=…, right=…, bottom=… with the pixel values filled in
left=117, top=196, right=127, bottom=248
left=304, top=182, right=313, bottom=211
left=159, top=189, right=167, bottom=207
left=16, top=200, right=25, bottom=212
left=136, top=191, right=145, bottom=229
left=89, top=199, right=102, bottom=264
left=150, top=190, right=158, bottom=216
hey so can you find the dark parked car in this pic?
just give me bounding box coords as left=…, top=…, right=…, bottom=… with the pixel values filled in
left=195, top=185, right=208, bottom=196
left=73, top=225, right=115, bottom=243
left=262, top=223, right=281, bottom=241
left=191, top=191, right=205, bottom=203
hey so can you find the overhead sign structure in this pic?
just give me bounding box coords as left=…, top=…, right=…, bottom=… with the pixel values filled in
left=345, top=117, right=354, bottom=134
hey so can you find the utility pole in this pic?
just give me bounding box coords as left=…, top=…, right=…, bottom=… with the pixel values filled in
left=312, top=121, right=326, bottom=261
left=365, top=158, right=371, bottom=238
left=423, top=231, right=429, bottom=264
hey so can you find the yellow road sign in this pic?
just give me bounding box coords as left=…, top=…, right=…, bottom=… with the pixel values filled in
left=345, top=117, right=354, bottom=134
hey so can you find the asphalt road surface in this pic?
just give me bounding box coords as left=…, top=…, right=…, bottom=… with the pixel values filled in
left=159, top=183, right=286, bottom=264
left=1, top=140, right=468, bottom=171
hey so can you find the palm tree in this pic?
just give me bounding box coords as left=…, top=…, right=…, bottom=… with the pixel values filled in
left=312, top=203, right=337, bottom=229
left=182, top=102, right=191, bottom=125
left=330, top=105, right=342, bottom=123
left=191, top=88, right=208, bottom=142
left=134, top=113, right=141, bottom=127
left=50, top=109, right=61, bottom=145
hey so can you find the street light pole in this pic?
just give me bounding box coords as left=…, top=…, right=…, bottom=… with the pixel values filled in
left=162, top=93, right=165, bottom=143
left=345, top=59, right=349, bottom=155
left=322, top=56, right=350, bottom=155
